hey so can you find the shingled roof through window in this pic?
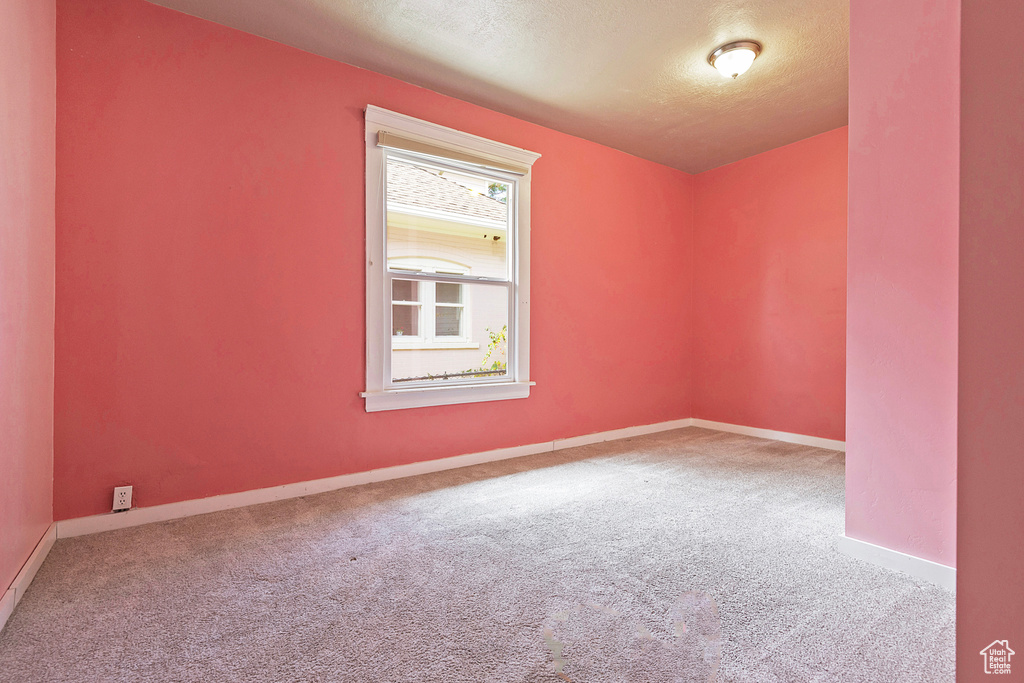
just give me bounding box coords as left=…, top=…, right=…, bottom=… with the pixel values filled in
left=386, top=160, right=507, bottom=223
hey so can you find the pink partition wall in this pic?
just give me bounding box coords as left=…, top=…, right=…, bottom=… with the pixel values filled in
left=958, top=0, right=1024, bottom=675
left=54, top=0, right=694, bottom=520
left=0, top=0, right=55, bottom=591
left=846, top=0, right=960, bottom=567
left=693, top=127, right=847, bottom=441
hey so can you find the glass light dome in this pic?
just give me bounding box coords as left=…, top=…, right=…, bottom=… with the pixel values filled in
left=709, top=41, right=762, bottom=79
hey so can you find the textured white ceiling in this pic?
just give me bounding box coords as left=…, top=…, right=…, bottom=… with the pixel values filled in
left=148, top=0, right=849, bottom=173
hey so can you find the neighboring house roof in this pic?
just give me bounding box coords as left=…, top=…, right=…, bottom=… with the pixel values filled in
left=387, top=161, right=507, bottom=224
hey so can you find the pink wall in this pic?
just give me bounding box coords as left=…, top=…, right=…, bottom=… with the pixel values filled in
left=54, top=0, right=694, bottom=520
left=846, top=0, right=959, bottom=567
left=693, top=128, right=847, bottom=441
left=958, top=0, right=1024, bottom=675
left=0, top=0, right=55, bottom=591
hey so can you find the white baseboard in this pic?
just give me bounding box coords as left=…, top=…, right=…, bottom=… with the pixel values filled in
left=0, top=589, right=13, bottom=635
left=0, top=523, right=57, bottom=635
left=55, top=417, right=840, bottom=539
left=690, top=418, right=845, bottom=452
left=552, top=418, right=694, bottom=449
left=12, top=524, right=56, bottom=607
left=56, top=418, right=700, bottom=538
left=837, top=535, right=956, bottom=590
left=56, top=441, right=553, bottom=538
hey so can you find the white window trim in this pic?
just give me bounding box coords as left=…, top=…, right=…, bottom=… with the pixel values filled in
left=362, top=106, right=540, bottom=412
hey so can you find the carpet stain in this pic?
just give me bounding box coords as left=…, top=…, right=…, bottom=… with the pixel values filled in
left=542, top=591, right=723, bottom=681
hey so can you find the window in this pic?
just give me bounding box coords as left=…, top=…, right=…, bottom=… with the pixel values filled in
left=433, top=283, right=464, bottom=338
left=391, top=279, right=422, bottom=338
left=390, top=260, right=471, bottom=346
left=362, top=106, right=540, bottom=411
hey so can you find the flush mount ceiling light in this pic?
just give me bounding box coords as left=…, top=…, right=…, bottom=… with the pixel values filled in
left=708, top=40, right=762, bottom=79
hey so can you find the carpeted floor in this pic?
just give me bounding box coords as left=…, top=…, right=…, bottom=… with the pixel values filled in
left=0, top=427, right=954, bottom=682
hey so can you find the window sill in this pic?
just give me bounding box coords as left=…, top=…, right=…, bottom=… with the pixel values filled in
left=361, top=381, right=533, bottom=412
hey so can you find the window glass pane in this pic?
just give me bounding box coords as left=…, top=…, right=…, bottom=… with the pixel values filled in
left=435, top=306, right=462, bottom=336
left=386, top=157, right=509, bottom=280
left=435, top=282, right=462, bottom=304
left=392, top=279, right=419, bottom=302
left=392, top=281, right=509, bottom=384
left=392, top=304, right=419, bottom=337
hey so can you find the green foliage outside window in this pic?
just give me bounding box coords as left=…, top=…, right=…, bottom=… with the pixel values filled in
left=487, top=183, right=508, bottom=203
left=480, top=324, right=507, bottom=372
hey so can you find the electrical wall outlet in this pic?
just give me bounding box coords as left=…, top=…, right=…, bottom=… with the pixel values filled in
left=113, top=485, right=133, bottom=512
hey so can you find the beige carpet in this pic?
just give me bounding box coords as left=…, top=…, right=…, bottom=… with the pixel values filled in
left=0, top=427, right=954, bottom=682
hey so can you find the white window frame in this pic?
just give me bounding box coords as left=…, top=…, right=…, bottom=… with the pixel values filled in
left=362, top=106, right=540, bottom=412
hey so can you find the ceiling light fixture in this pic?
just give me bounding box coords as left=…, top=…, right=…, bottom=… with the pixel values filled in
left=708, top=40, right=762, bottom=79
